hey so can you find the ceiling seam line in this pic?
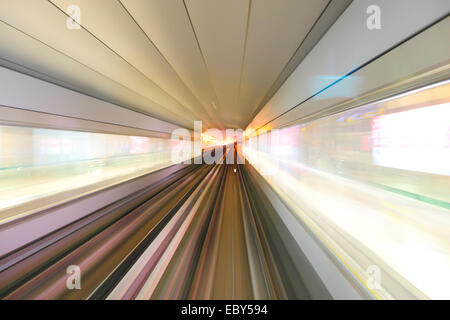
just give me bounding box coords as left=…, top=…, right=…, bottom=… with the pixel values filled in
left=117, top=0, right=215, bottom=127
left=244, top=0, right=334, bottom=127
left=0, top=104, right=180, bottom=137
left=277, top=73, right=450, bottom=130
left=252, top=13, right=450, bottom=134
left=182, top=0, right=224, bottom=128
left=0, top=20, right=192, bottom=127
left=47, top=0, right=199, bottom=120
left=236, top=0, right=252, bottom=127
left=0, top=56, right=184, bottom=126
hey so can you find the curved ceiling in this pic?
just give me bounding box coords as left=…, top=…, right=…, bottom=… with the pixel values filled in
left=0, top=0, right=334, bottom=130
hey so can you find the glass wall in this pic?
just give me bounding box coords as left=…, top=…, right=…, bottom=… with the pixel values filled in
left=244, top=80, right=450, bottom=299
left=0, top=126, right=195, bottom=222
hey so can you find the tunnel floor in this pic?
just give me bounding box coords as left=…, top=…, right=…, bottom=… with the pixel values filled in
left=0, top=155, right=315, bottom=300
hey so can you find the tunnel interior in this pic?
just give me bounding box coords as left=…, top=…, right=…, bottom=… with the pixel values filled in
left=0, top=0, right=449, bottom=301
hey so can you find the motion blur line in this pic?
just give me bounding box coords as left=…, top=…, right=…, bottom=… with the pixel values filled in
left=0, top=147, right=340, bottom=300
left=237, top=165, right=272, bottom=299
left=242, top=165, right=310, bottom=299
left=243, top=182, right=286, bottom=299
left=135, top=164, right=221, bottom=299
left=0, top=165, right=197, bottom=298
left=188, top=165, right=228, bottom=299
left=211, top=165, right=253, bottom=299
left=151, top=166, right=226, bottom=299
left=3, top=165, right=207, bottom=299
left=106, top=165, right=215, bottom=300
left=245, top=153, right=386, bottom=299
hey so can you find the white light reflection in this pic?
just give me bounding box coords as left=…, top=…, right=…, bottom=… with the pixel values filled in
left=244, top=81, right=450, bottom=299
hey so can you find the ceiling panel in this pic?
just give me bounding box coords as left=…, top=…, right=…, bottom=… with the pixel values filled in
left=50, top=0, right=213, bottom=126
left=0, top=0, right=198, bottom=126
left=185, top=0, right=250, bottom=128
left=0, top=21, right=191, bottom=128
left=0, top=0, right=347, bottom=131
left=246, top=0, right=450, bottom=133
left=239, top=0, right=329, bottom=127
left=120, top=0, right=221, bottom=128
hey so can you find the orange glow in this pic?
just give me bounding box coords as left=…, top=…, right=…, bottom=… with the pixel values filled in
left=223, top=137, right=234, bottom=145
left=201, top=133, right=235, bottom=146
left=201, top=134, right=217, bottom=145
